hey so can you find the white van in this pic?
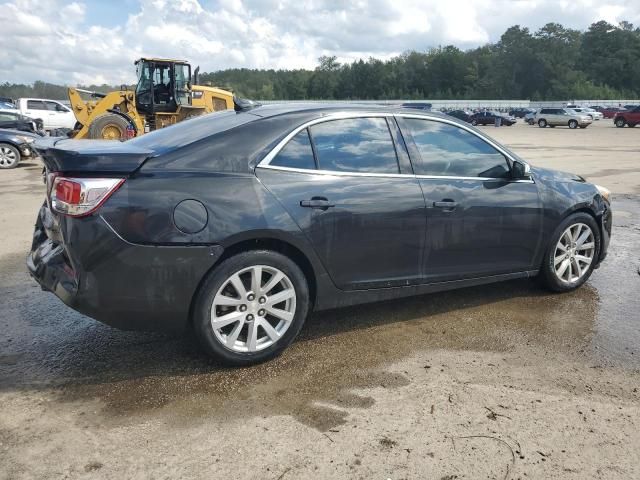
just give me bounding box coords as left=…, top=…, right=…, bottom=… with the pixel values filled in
left=16, top=98, right=76, bottom=132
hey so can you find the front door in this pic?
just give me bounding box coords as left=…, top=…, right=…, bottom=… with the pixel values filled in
left=398, top=116, right=543, bottom=282
left=257, top=116, right=426, bottom=290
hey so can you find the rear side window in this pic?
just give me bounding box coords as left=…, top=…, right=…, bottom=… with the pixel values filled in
left=309, top=117, right=399, bottom=174
left=403, top=119, right=510, bottom=178
left=27, top=100, right=46, bottom=110
left=271, top=129, right=316, bottom=170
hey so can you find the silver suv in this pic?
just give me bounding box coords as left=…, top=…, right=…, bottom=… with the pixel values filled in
left=535, top=108, right=592, bottom=129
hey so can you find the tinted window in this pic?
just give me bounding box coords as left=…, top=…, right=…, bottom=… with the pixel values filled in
left=404, top=119, right=510, bottom=178
left=309, top=117, right=399, bottom=173
left=271, top=129, right=316, bottom=170
left=27, top=100, right=46, bottom=110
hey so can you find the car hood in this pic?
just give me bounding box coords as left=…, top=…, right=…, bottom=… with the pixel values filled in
left=531, top=165, right=586, bottom=183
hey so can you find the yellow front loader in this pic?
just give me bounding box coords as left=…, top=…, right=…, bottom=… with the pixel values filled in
left=68, top=58, right=234, bottom=140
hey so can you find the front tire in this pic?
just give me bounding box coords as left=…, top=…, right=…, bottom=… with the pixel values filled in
left=540, top=213, right=600, bottom=292
left=568, top=120, right=578, bottom=129
left=0, top=143, right=20, bottom=169
left=193, top=250, right=310, bottom=365
left=88, top=113, right=132, bottom=140
left=471, top=119, right=478, bottom=126
left=615, top=118, right=626, bottom=128
left=538, top=119, right=547, bottom=128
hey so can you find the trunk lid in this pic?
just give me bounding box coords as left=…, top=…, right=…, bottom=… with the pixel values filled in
left=34, top=137, right=153, bottom=174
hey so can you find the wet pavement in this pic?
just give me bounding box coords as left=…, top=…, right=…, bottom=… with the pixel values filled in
left=1, top=192, right=639, bottom=432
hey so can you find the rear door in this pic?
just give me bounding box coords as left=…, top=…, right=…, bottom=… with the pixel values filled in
left=398, top=116, right=543, bottom=282
left=24, top=100, right=51, bottom=128
left=256, top=115, right=427, bottom=290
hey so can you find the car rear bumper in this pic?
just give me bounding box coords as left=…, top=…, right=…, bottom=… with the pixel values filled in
left=27, top=204, right=224, bottom=332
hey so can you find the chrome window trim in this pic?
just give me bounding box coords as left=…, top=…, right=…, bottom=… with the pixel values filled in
left=256, top=111, right=534, bottom=184
left=258, top=163, right=534, bottom=183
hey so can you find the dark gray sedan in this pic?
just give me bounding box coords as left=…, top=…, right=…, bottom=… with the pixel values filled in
left=28, top=104, right=612, bottom=365
left=0, top=128, right=37, bottom=169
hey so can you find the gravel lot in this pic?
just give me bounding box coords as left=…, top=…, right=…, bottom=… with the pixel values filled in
left=1, top=120, right=639, bottom=479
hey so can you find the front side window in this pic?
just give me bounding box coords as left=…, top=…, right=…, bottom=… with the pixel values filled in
left=271, top=129, right=316, bottom=170
left=309, top=117, right=399, bottom=173
left=45, top=101, right=67, bottom=112
left=404, top=118, right=510, bottom=178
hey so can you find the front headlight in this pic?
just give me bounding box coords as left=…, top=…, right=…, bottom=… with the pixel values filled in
left=16, top=135, right=35, bottom=144
left=595, top=184, right=611, bottom=203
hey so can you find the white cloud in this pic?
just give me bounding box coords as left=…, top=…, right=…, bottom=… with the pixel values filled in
left=0, top=0, right=639, bottom=85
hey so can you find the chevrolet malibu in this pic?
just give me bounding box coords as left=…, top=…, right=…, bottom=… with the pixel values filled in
left=28, top=104, right=612, bottom=365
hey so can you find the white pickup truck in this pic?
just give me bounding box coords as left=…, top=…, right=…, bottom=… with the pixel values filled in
left=16, top=98, right=76, bottom=132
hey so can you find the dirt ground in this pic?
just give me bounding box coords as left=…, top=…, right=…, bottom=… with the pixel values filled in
left=1, top=120, right=639, bottom=480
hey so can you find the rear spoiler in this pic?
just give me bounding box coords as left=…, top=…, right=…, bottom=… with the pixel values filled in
left=34, top=138, right=153, bottom=174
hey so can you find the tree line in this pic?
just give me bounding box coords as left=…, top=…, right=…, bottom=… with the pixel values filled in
left=2, top=20, right=639, bottom=101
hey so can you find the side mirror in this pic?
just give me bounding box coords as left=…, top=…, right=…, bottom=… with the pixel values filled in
left=512, top=160, right=531, bottom=179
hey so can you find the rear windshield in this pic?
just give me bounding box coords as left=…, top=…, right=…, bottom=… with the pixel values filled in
left=127, top=110, right=257, bottom=154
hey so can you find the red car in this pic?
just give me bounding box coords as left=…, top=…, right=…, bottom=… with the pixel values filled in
left=597, top=106, right=626, bottom=119
left=614, top=106, right=640, bottom=127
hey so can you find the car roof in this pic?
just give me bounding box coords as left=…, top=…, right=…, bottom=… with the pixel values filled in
left=246, top=102, right=447, bottom=119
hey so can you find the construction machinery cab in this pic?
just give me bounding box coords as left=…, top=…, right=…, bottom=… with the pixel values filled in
left=67, top=58, right=234, bottom=140
left=134, top=58, right=191, bottom=115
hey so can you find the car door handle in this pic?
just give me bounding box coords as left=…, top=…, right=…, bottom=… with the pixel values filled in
left=433, top=200, right=458, bottom=209
left=300, top=197, right=334, bottom=209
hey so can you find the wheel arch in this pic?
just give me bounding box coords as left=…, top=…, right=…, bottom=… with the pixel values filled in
left=559, top=205, right=605, bottom=260
left=187, top=235, right=318, bottom=326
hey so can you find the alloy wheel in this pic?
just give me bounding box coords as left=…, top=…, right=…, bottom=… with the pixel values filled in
left=210, top=265, right=296, bottom=353
left=0, top=146, right=18, bottom=168
left=553, top=223, right=595, bottom=283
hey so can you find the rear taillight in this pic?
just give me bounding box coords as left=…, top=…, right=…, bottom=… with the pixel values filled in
left=50, top=177, right=125, bottom=217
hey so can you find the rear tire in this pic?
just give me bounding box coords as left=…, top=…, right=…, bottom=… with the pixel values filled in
left=539, top=213, right=600, bottom=293
left=88, top=114, right=132, bottom=140
left=0, top=143, right=20, bottom=169
left=538, top=119, right=547, bottom=128
left=193, top=250, right=310, bottom=366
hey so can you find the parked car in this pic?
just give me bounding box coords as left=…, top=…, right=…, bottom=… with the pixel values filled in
left=598, top=106, right=626, bottom=119
left=0, top=111, right=44, bottom=134
left=535, top=108, right=592, bottom=129
left=623, top=105, right=638, bottom=110
left=15, top=98, right=76, bottom=132
left=0, top=96, right=14, bottom=106
left=613, top=106, right=640, bottom=127
left=569, top=107, right=603, bottom=121
left=524, top=110, right=538, bottom=125
left=509, top=108, right=535, bottom=118
left=470, top=111, right=516, bottom=126
left=28, top=105, right=612, bottom=365
left=0, top=129, right=37, bottom=168
left=446, top=109, right=472, bottom=123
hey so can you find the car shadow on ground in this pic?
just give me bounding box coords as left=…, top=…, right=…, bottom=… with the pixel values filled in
left=1, top=246, right=592, bottom=393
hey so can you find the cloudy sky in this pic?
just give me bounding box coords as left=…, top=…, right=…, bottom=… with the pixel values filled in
left=1, top=0, right=639, bottom=85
